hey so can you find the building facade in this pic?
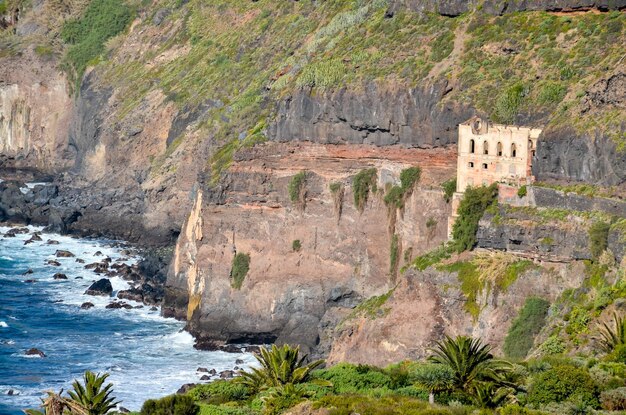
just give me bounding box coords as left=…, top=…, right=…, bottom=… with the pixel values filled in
left=448, top=117, right=542, bottom=237
left=456, top=117, right=541, bottom=192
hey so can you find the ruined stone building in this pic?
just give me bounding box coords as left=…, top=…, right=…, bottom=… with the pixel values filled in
left=448, top=117, right=542, bottom=236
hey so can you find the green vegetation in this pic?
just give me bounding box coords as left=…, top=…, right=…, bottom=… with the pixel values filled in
left=389, top=234, right=400, bottom=277
left=352, top=168, right=377, bottom=212
left=61, top=0, right=133, bottom=89
left=288, top=171, right=307, bottom=207
left=451, top=184, right=498, bottom=252
left=291, top=240, right=301, bottom=252
left=230, top=253, right=250, bottom=290
left=599, top=313, right=626, bottom=354
left=493, top=82, right=527, bottom=124
left=141, top=394, right=199, bottom=415
left=409, top=244, right=454, bottom=271
left=347, top=289, right=395, bottom=320
left=527, top=365, right=598, bottom=407
left=503, top=297, right=550, bottom=360
left=384, top=166, right=421, bottom=209
left=517, top=185, right=527, bottom=198
left=589, top=220, right=611, bottom=261
left=237, top=344, right=325, bottom=392
left=412, top=364, right=454, bottom=404
left=25, top=371, right=119, bottom=415
left=441, top=179, right=457, bottom=203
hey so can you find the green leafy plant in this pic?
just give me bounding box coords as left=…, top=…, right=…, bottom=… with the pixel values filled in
left=292, top=240, right=302, bottom=252
left=527, top=365, right=598, bottom=408
left=261, top=383, right=311, bottom=415
left=237, top=344, right=326, bottom=392
left=412, top=363, right=454, bottom=404
left=517, top=185, right=527, bottom=198
left=541, top=336, right=566, bottom=355
left=186, top=380, right=250, bottom=404
left=441, top=179, right=457, bottom=203
left=493, top=82, right=527, bottom=124
left=452, top=184, right=498, bottom=252
left=24, top=389, right=89, bottom=415
left=597, top=312, right=626, bottom=353
left=428, top=335, right=512, bottom=393
left=288, top=171, right=307, bottom=208
left=503, top=297, right=550, bottom=360
left=140, top=394, right=199, bottom=415
left=352, top=168, right=377, bottom=212
left=389, top=234, right=400, bottom=277
left=67, top=371, right=119, bottom=415
left=231, top=253, right=251, bottom=289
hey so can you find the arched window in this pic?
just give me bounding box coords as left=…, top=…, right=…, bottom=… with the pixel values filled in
left=511, top=143, right=517, bottom=157
left=469, top=139, right=475, bottom=154
left=497, top=142, right=503, bottom=156
left=483, top=141, right=489, bottom=155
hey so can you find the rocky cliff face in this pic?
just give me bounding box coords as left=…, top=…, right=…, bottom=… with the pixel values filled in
left=0, top=52, right=72, bottom=172
left=164, top=142, right=456, bottom=353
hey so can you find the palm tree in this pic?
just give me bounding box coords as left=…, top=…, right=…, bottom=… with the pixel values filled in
left=471, top=383, right=515, bottom=408
left=428, top=335, right=511, bottom=392
left=24, top=389, right=87, bottom=415
left=67, top=371, right=119, bottom=415
left=412, top=363, right=454, bottom=404
left=237, top=344, right=325, bottom=392
left=597, top=312, right=626, bottom=353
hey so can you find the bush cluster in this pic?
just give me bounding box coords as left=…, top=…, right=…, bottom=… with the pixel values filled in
left=441, top=179, right=457, bottom=203
left=141, top=394, right=199, bottom=415
left=503, top=297, right=550, bottom=360
left=451, top=184, right=498, bottom=252
left=230, top=253, right=251, bottom=289
left=527, top=365, right=598, bottom=407
left=352, top=168, right=378, bottom=212
left=589, top=221, right=610, bottom=261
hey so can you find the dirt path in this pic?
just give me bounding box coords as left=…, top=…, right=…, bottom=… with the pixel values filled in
left=427, top=21, right=468, bottom=81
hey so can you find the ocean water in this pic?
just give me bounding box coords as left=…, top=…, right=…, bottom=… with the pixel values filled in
left=0, top=226, right=254, bottom=414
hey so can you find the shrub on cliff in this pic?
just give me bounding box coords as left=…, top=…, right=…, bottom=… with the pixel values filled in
left=441, top=179, right=457, bottom=203
left=312, top=363, right=393, bottom=395
left=288, top=171, right=307, bottom=209
left=503, top=297, right=550, bottom=360
left=141, top=394, right=199, bottom=415
left=452, top=184, right=498, bottom=252
left=597, top=312, right=626, bottom=354
left=589, top=221, right=610, bottom=261
left=527, top=365, right=598, bottom=408
left=600, top=387, right=626, bottom=410
left=230, top=253, right=250, bottom=289
left=187, top=380, right=250, bottom=404
left=352, top=168, right=377, bottom=212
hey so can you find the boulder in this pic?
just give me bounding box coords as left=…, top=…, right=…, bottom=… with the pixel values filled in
left=199, top=375, right=210, bottom=381
left=55, top=250, right=75, bottom=258
left=176, top=384, right=197, bottom=394
left=219, top=370, right=235, bottom=379
left=53, top=273, right=68, bottom=280
left=85, top=279, right=113, bottom=296
left=76, top=258, right=85, bottom=264
left=23, top=279, right=37, bottom=283
left=80, top=302, right=95, bottom=309
left=235, top=359, right=244, bottom=365
left=197, top=367, right=209, bottom=372
left=24, top=234, right=43, bottom=245
left=47, top=240, right=60, bottom=245
left=25, top=348, right=45, bottom=357
left=22, top=269, right=33, bottom=275
left=46, top=260, right=61, bottom=266
left=105, top=301, right=133, bottom=310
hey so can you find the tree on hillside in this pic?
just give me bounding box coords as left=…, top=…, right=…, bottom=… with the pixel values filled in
left=67, top=371, right=119, bottom=415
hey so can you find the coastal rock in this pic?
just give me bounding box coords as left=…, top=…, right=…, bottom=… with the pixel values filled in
left=219, top=370, right=235, bottom=379
left=106, top=301, right=133, bottom=309
left=22, top=268, right=33, bottom=275
left=199, top=375, right=210, bottom=381
left=209, top=369, right=217, bottom=375
left=23, top=279, right=37, bottom=283
left=53, top=273, right=68, bottom=280
left=235, top=359, right=244, bottom=365
left=85, top=279, right=113, bottom=296
left=76, top=258, right=85, bottom=264
left=176, top=384, right=197, bottom=394
left=117, top=288, right=143, bottom=303
left=46, top=239, right=60, bottom=245
left=80, top=302, right=95, bottom=309
left=25, top=348, right=45, bottom=357
left=55, top=250, right=75, bottom=258
left=24, top=234, right=42, bottom=245
left=46, top=260, right=61, bottom=266
left=197, top=367, right=209, bottom=372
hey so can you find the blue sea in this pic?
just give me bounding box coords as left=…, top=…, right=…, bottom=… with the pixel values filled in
left=0, top=226, right=253, bottom=414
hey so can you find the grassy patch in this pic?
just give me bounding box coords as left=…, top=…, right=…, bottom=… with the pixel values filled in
left=384, top=167, right=421, bottom=209
left=230, top=253, right=250, bottom=290
left=503, top=297, right=551, bottom=360
left=441, top=178, right=457, bottom=203
left=451, top=184, right=498, bottom=252
left=389, top=234, right=400, bottom=277
left=292, top=239, right=301, bottom=252
left=61, top=0, right=133, bottom=89
left=409, top=244, right=454, bottom=272
left=347, top=289, right=395, bottom=321
left=288, top=171, right=307, bottom=207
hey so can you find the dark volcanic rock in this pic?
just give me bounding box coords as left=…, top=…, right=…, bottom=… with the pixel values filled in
left=53, top=273, right=68, bottom=280
left=80, top=302, right=95, bottom=309
left=24, top=234, right=42, bottom=245
left=270, top=82, right=472, bottom=148
left=25, top=348, right=45, bottom=357
left=197, top=367, right=209, bottom=372
left=23, top=279, right=37, bottom=283
left=106, top=301, right=133, bottom=309
left=219, top=370, right=235, bottom=379
left=85, top=278, right=113, bottom=296
left=22, top=268, right=33, bottom=275
left=47, top=240, right=60, bottom=245
left=117, top=288, right=143, bottom=303
left=199, top=375, right=210, bottom=381
left=55, top=250, right=75, bottom=258
left=46, top=259, right=61, bottom=266
left=176, top=383, right=197, bottom=394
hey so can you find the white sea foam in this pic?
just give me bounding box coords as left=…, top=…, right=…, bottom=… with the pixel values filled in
left=0, top=321, right=8, bottom=328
